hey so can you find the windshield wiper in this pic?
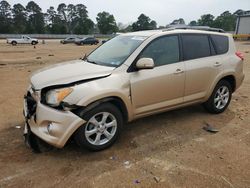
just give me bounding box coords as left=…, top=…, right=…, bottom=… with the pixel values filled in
left=86, top=58, right=98, bottom=65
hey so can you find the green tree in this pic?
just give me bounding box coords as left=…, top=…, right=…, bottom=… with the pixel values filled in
left=26, top=1, right=45, bottom=33
left=189, top=20, right=197, bottom=26
left=170, top=18, right=185, bottom=25
left=197, top=14, right=214, bottom=27
left=213, top=11, right=236, bottom=31
left=57, top=3, right=69, bottom=33
left=12, top=3, right=27, bottom=33
left=96, top=11, right=118, bottom=34
left=45, top=6, right=67, bottom=34
left=233, top=9, right=244, bottom=16
left=57, top=3, right=93, bottom=34
left=0, top=0, right=12, bottom=33
left=132, top=14, right=157, bottom=31
left=73, top=4, right=94, bottom=34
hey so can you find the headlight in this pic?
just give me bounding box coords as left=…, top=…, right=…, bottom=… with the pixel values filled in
left=46, top=88, right=73, bottom=106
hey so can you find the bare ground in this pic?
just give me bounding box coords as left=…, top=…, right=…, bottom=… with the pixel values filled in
left=0, top=40, right=249, bottom=188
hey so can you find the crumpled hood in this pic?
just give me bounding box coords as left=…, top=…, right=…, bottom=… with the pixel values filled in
left=31, top=60, right=115, bottom=89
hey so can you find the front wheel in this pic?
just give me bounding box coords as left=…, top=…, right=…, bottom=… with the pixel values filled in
left=31, top=41, right=37, bottom=45
left=74, top=103, right=123, bottom=151
left=203, top=80, right=232, bottom=114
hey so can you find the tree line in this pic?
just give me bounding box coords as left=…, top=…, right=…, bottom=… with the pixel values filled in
left=0, top=1, right=118, bottom=34
left=0, top=0, right=248, bottom=34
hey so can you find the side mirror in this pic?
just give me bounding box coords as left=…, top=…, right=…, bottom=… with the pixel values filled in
left=136, top=58, right=155, bottom=70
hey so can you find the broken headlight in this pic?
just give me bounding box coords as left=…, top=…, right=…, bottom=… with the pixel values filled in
left=46, top=88, right=73, bottom=107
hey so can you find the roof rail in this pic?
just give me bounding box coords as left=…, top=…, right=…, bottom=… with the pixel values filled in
left=163, top=25, right=225, bottom=33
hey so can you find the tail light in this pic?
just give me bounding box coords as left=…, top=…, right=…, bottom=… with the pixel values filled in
left=236, top=51, right=244, bottom=61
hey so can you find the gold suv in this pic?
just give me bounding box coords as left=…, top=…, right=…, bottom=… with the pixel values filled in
left=24, top=27, right=244, bottom=152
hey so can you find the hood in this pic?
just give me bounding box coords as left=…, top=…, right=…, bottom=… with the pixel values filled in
left=31, top=60, right=115, bottom=89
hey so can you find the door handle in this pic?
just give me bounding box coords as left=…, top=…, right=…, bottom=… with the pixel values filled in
left=214, top=62, right=222, bottom=67
left=174, top=69, right=184, bottom=74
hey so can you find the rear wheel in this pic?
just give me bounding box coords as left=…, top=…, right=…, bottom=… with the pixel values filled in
left=74, top=103, right=123, bottom=151
left=31, top=41, right=37, bottom=45
left=11, top=41, right=17, bottom=45
left=203, top=80, right=232, bottom=114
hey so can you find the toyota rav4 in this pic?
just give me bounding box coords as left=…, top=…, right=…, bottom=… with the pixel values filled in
left=23, top=27, right=244, bottom=152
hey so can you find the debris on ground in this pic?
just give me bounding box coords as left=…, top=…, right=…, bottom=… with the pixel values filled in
left=238, top=116, right=244, bottom=120
left=36, top=57, right=41, bottom=59
left=15, top=125, right=21, bottom=129
left=203, top=122, right=219, bottom=133
left=134, top=179, right=140, bottom=184
left=48, top=54, right=54, bottom=56
left=124, top=161, right=130, bottom=165
left=153, top=176, right=161, bottom=183
left=109, top=156, right=117, bottom=160
left=124, top=161, right=132, bottom=169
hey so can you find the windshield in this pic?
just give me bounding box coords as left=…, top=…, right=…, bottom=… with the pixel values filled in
left=87, top=35, right=147, bottom=67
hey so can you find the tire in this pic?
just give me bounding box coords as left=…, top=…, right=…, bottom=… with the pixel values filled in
left=11, top=41, right=17, bottom=45
left=74, top=103, right=123, bottom=151
left=80, top=42, right=84, bottom=45
left=31, top=41, right=37, bottom=45
left=203, top=80, right=232, bottom=114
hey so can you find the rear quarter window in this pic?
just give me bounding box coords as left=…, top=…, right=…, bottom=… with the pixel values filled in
left=211, top=35, right=229, bottom=55
left=182, top=34, right=211, bottom=60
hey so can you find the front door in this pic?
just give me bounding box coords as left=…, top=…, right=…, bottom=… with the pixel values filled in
left=130, top=35, right=185, bottom=115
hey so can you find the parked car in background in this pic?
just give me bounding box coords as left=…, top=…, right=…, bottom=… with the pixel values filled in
left=7, top=35, right=38, bottom=45
left=23, top=27, right=244, bottom=152
left=75, top=37, right=99, bottom=45
left=102, top=39, right=109, bottom=44
left=60, top=37, right=80, bottom=44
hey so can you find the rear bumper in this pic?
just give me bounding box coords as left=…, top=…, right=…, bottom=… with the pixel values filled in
left=24, top=98, right=85, bottom=148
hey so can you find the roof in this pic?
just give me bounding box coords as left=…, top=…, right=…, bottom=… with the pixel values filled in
left=237, top=14, right=250, bottom=18
left=122, top=26, right=229, bottom=37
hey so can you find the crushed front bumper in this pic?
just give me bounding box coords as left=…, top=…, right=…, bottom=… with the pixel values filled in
left=23, top=90, right=85, bottom=149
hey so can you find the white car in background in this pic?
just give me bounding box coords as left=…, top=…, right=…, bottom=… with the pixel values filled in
left=7, top=35, right=39, bottom=45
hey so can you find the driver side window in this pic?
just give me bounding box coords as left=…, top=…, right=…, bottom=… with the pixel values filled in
left=139, top=35, right=180, bottom=67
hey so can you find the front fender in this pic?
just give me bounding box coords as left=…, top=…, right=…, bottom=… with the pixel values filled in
left=76, top=91, right=134, bottom=121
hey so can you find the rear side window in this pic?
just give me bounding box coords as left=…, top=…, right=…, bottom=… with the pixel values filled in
left=182, top=34, right=211, bottom=60
left=211, top=35, right=229, bottom=55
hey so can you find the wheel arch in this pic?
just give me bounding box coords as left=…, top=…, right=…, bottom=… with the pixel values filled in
left=72, top=96, right=131, bottom=123
left=220, top=75, right=236, bottom=92
left=206, top=74, right=236, bottom=101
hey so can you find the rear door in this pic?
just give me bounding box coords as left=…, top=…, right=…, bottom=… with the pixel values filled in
left=130, top=35, right=185, bottom=115
left=181, top=34, right=222, bottom=102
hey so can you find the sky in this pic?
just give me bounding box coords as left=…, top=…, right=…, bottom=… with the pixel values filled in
left=10, top=0, right=250, bottom=26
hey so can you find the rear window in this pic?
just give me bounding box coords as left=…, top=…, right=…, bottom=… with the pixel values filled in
left=210, top=35, right=229, bottom=55
left=182, top=34, right=211, bottom=60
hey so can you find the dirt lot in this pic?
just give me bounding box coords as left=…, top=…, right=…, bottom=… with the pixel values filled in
left=0, top=40, right=249, bottom=188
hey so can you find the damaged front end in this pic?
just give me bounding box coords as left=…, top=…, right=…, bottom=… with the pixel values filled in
left=23, top=89, right=53, bottom=153
left=23, top=86, right=86, bottom=152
